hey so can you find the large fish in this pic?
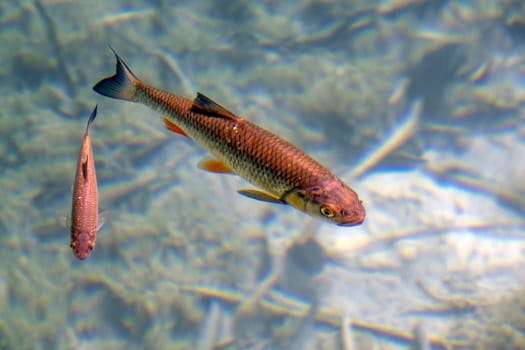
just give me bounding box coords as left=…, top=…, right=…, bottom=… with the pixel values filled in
left=93, top=51, right=365, bottom=226
left=70, top=106, right=101, bottom=259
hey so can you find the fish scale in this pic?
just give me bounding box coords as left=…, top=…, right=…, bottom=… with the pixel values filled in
left=135, top=83, right=330, bottom=196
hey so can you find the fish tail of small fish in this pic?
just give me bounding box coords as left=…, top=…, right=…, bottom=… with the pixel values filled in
left=86, top=105, right=98, bottom=132
left=93, top=49, right=138, bottom=102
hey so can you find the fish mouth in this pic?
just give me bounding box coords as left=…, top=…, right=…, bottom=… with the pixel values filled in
left=337, top=212, right=366, bottom=227
left=74, top=252, right=91, bottom=260
left=337, top=220, right=364, bottom=227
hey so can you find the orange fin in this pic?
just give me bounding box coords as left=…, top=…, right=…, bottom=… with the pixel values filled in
left=163, top=117, right=189, bottom=138
left=238, top=189, right=284, bottom=204
left=198, top=158, right=236, bottom=174
left=192, top=93, right=239, bottom=120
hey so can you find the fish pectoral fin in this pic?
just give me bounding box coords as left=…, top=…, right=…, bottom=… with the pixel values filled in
left=97, top=210, right=110, bottom=231
left=191, top=93, right=239, bottom=120
left=163, top=117, right=189, bottom=138
left=57, top=214, right=69, bottom=229
left=198, top=158, right=236, bottom=174
left=237, top=189, right=285, bottom=204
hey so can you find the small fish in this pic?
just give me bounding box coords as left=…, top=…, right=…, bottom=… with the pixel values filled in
left=93, top=51, right=365, bottom=226
left=70, top=106, right=102, bottom=259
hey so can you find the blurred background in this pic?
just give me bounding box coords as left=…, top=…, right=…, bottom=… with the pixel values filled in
left=1, top=0, right=525, bottom=349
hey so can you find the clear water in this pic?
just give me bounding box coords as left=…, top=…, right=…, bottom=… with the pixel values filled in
left=1, top=1, right=524, bottom=349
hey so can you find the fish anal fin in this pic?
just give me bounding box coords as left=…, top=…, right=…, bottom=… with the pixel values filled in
left=163, top=117, right=189, bottom=138
left=238, top=189, right=285, bottom=204
left=198, top=158, right=236, bottom=174
left=192, top=93, right=239, bottom=120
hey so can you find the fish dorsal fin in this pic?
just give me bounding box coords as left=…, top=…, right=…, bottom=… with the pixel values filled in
left=198, top=157, right=236, bottom=174
left=81, top=155, right=89, bottom=180
left=238, top=188, right=285, bottom=204
left=192, top=93, right=239, bottom=120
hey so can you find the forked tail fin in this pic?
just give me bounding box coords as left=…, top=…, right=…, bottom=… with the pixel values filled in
left=86, top=105, right=98, bottom=131
left=93, top=48, right=138, bottom=101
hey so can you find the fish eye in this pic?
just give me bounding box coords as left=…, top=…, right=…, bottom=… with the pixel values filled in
left=70, top=242, right=76, bottom=249
left=320, top=205, right=334, bottom=218
left=88, top=242, right=95, bottom=251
